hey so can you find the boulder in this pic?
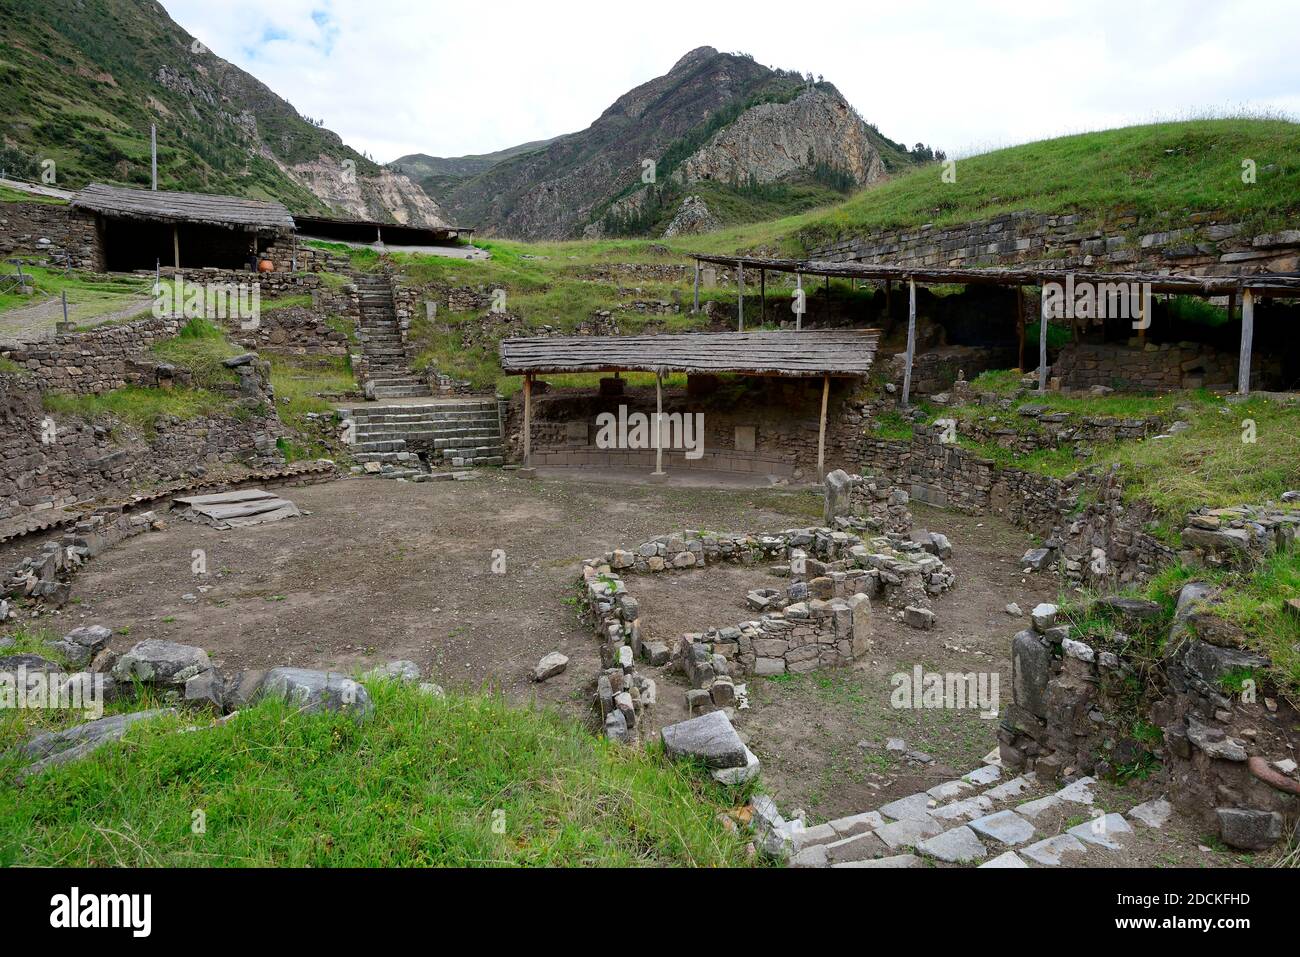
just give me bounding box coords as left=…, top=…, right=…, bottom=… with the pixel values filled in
left=823, top=469, right=852, bottom=526
left=1011, top=630, right=1052, bottom=719
left=18, top=709, right=174, bottom=779
left=661, top=710, right=747, bottom=769
left=46, top=625, right=112, bottom=667
left=257, top=668, right=373, bottom=717
left=1020, top=547, right=1053, bottom=571
left=112, top=640, right=212, bottom=687
left=1030, top=603, right=1058, bottom=632
left=1216, top=808, right=1282, bottom=850
left=1098, top=596, right=1163, bottom=623
left=533, top=652, right=569, bottom=682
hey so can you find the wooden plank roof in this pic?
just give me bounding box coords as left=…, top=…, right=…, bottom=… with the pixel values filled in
left=72, top=184, right=295, bottom=232
left=693, top=254, right=1300, bottom=297
left=499, top=329, right=880, bottom=378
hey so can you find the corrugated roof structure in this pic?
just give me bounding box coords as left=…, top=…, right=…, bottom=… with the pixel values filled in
left=499, top=329, right=880, bottom=378
left=72, top=184, right=295, bottom=232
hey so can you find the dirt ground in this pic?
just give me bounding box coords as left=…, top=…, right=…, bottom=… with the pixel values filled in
left=8, top=474, right=1256, bottom=866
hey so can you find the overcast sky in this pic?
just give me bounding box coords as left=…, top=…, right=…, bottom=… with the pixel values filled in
left=161, top=0, right=1300, bottom=163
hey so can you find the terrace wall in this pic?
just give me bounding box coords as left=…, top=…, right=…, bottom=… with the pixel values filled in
left=0, top=200, right=100, bottom=270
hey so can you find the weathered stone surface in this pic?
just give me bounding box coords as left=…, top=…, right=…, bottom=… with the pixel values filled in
left=823, top=469, right=852, bottom=526
left=1030, top=603, right=1058, bottom=631
left=968, top=810, right=1036, bottom=846
left=790, top=843, right=829, bottom=868
left=903, top=605, right=936, bottom=630
left=984, top=775, right=1035, bottom=801
left=258, top=668, right=373, bottom=717
left=979, top=851, right=1029, bottom=868
left=828, top=810, right=885, bottom=839
left=364, top=660, right=420, bottom=683
left=825, top=830, right=889, bottom=864
left=1021, top=547, right=1053, bottom=570
left=1011, top=630, right=1052, bottom=719
left=1127, top=796, right=1173, bottom=829
left=879, top=792, right=935, bottom=822
left=46, top=625, right=112, bottom=667
left=111, top=640, right=212, bottom=687
left=712, top=745, right=761, bottom=785
left=1021, top=833, right=1088, bottom=866
left=833, top=853, right=921, bottom=868
left=532, top=652, right=569, bottom=682
left=917, top=825, right=987, bottom=863
left=962, top=764, right=1001, bottom=787
left=18, top=709, right=174, bottom=778
left=876, top=815, right=943, bottom=849
left=1068, top=813, right=1133, bottom=850
left=1185, top=715, right=1248, bottom=762
left=660, top=710, right=747, bottom=769
left=604, top=709, right=628, bottom=743
left=1216, top=808, right=1282, bottom=850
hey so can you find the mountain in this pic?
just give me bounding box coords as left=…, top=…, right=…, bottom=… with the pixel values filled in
left=391, top=139, right=560, bottom=208
left=0, top=0, right=445, bottom=225
left=417, top=47, right=917, bottom=240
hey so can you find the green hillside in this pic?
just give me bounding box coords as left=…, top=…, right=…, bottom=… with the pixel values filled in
left=0, top=0, right=379, bottom=209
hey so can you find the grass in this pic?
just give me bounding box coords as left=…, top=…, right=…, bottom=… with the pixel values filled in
left=791, top=117, right=1300, bottom=251
left=0, top=183, right=65, bottom=204
left=267, top=355, right=357, bottom=461
left=0, top=263, right=151, bottom=320
left=150, top=318, right=244, bottom=390
left=43, top=386, right=233, bottom=434
left=0, top=681, right=757, bottom=867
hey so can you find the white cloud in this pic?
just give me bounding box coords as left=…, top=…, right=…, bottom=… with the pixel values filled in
left=160, top=0, right=1300, bottom=163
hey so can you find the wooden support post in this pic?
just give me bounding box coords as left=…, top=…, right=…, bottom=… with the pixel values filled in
left=795, top=273, right=803, bottom=330
left=1015, top=285, right=1027, bottom=372
left=1038, top=288, right=1049, bottom=393
left=760, top=269, right=766, bottom=325
left=173, top=225, right=180, bottom=269
left=1238, top=288, right=1254, bottom=396
left=885, top=281, right=892, bottom=319
left=653, top=370, right=665, bottom=477
left=693, top=261, right=700, bottom=313
left=817, top=374, right=830, bottom=479
left=902, top=278, right=917, bottom=408
left=522, top=374, right=533, bottom=467
left=737, top=262, right=745, bottom=332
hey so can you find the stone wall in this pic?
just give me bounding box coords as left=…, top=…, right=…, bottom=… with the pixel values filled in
left=0, top=369, right=284, bottom=530
left=811, top=211, right=1300, bottom=277
left=2, top=315, right=183, bottom=395
left=506, top=379, right=870, bottom=483
left=0, top=200, right=99, bottom=270
left=1053, top=341, right=1244, bottom=392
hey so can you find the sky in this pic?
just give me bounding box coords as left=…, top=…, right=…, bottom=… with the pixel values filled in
left=161, top=0, right=1300, bottom=163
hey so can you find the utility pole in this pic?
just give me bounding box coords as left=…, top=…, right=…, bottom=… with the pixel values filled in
left=151, top=124, right=158, bottom=190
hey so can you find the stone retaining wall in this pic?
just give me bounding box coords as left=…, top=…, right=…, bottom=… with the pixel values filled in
left=1053, top=341, right=1243, bottom=392
left=0, top=200, right=99, bottom=270
left=2, top=315, right=183, bottom=395
left=811, top=211, right=1300, bottom=276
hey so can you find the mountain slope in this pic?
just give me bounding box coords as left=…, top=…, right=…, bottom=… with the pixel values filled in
left=432, top=47, right=914, bottom=240
left=391, top=139, right=560, bottom=207
left=0, top=0, right=444, bottom=225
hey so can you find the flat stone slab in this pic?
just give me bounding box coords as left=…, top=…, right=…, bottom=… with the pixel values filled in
left=661, top=710, right=747, bottom=769
left=1016, top=794, right=1063, bottom=821
left=962, top=764, right=1002, bottom=787
left=979, top=851, right=1029, bottom=869
left=1068, top=813, right=1134, bottom=850
left=968, top=809, right=1037, bottom=846
left=1021, top=833, right=1088, bottom=866
left=931, top=795, right=994, bottom=822
left=828, top=810, right=885, bottom=839
left=790, top=844, right=828, bottom=868
left=833, top=854, right=920, bottom=869
left=1055, top=776, right=1096, bottom=805
left=825, top=830, right=890, bottom=865
left=984, top=774, right=1036, bottom=801
left=1128, top=796, right=1173, bottom=829
left=879, top=792, right=936, bottom=821
left=876, top=815, right=943, bottom=849
left=927, top=779, right=973, bottom=801
left=787, top=821, right=838, bottom=852
left=917, top=825, right=987, bottom=864
left=712, top=746, right=760, bottom=785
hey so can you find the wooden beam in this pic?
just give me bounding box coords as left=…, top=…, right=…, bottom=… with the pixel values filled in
left=817, top=374, right=830, bottom=479
left=760, top=269, right=766, bottom=326
left=693, top=261, right=700, bottom=313
left=902, top=278, right=917, bottom=407
left=737, top=262, right=745, bottom=332
left=1038, top=288, right=1049, bottom=393
left=1238, top=288, right=1254, bottom=396
left=653, top=370, right=665, bottom=477
left=173, top=225, right=180, bottom=269
left=522, top=374, right=533, bottom=467
left=795, top=273, right=803, bottom=330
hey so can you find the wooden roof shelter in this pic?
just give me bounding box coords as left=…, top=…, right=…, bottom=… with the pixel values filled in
left=73, top=184, right=295, bottom=232
left=500, top=329, right=881, bottom=479
left=691, top=254, right=1300, bottom=400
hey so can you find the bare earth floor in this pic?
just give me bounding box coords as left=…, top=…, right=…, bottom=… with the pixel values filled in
left=25, top=475, right=1250, bottom=866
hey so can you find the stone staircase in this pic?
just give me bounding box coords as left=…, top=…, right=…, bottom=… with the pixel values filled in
left=771, top=751, right=1174, bottom=868
left=355, top=274, right=430, bottom=400
left=339, top=398, right=505, bottom=468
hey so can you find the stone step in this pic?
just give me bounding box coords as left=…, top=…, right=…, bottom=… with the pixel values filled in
left=374, top=388, right=434, bottom=399
left=355, top=428, right=501, bottom=444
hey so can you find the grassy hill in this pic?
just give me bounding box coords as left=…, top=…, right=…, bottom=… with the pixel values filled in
left=0, top=0, right=377, bottom=210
